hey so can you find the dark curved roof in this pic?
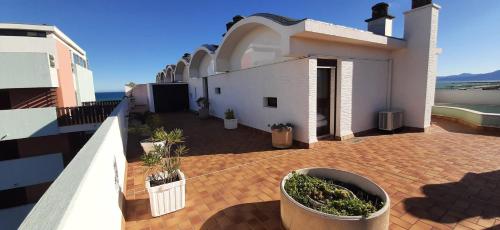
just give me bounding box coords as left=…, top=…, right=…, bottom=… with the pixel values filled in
left=250, top=13, right=306, bottom=26
left=165, top=64, right=176, bottom=69
left=202, top=44, right=219, bottom=52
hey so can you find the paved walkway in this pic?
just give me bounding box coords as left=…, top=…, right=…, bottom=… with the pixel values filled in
left=125, top=113, right=500, bottom=230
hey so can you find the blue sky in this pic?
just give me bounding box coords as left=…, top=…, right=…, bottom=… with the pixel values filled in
left=1, top=0, right=499, bottom=91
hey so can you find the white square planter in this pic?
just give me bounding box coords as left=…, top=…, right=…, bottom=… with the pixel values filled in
left=140, top=140, right=165, bottom=154
left=145, top=170, right=186, bottom=217
left=224, top=119, right=238, bottom=129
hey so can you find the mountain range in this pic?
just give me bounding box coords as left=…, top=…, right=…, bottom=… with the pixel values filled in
left=438, top=70, right=500, bottom=82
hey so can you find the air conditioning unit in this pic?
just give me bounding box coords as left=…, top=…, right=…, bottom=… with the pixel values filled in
left=378, top=110, right=403, bottom=131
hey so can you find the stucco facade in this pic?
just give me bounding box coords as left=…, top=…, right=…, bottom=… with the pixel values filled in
left=153, top=2, right=441, bottom=145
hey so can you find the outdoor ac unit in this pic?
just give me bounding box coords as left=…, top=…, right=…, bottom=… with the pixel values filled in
left=378, top=110, right=403, bottom=131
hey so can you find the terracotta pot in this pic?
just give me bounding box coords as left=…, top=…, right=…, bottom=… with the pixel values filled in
left=145, top=170, right=186, bottom=217
left=271, top=128, right=293, bottom=148
left=198, top=108, right=209, bottom=119
left=280, top=168, right=390, bottom=230
left=224, top=118, right=238, bottom=129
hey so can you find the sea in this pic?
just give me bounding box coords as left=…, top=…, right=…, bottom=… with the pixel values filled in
left=95, top=92, right=126, bottom=101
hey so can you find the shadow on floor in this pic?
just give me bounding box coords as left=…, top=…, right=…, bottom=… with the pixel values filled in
left=127, top=112, right=298, bottom=161
left=200, top=201, right=281, bottom=230
left=403, top=170, right=500, bottom=224
left=124, top=197, right=152, bottom=221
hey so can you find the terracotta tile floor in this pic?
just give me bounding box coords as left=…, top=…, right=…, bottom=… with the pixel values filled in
left=125, top=113, right=500, bottom=230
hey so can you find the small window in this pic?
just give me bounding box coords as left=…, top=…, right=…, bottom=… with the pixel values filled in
left=215, top=87, right=221, bottom=94
left=264, top=97, right=277, bottom=108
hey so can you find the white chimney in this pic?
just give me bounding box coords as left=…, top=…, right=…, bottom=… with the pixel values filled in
left=365, top=3, right=394, bottom=36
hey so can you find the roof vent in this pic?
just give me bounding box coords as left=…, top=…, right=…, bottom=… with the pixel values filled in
left=412, top=0, right=432, bottom=9
left=182, top=53, right=191, bottom=62
left=365, top=2, right=395, bottom=36
left=365, top=3, right=394, bottom=22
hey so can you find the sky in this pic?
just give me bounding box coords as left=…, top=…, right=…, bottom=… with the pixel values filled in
left=1, top=0, right=499, bottom=92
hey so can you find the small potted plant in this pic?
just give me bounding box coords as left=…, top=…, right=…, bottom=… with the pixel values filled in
left=143, top=129, right=188, bottom=217
left=196, top=97, right=209, bottom=119
left=140, top=127, right=167, bottom=154
left=224, top=108, right=238, bottom=129
left=271, top=123, right=293, bottom=148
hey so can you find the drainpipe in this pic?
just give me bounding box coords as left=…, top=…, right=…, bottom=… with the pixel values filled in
left=386, top=59, right=393, bottom=110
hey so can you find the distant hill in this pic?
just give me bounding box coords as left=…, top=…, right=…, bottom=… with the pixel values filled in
left=438, top=70, right=500, bottom=82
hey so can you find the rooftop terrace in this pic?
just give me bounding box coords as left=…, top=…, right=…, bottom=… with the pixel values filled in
left=124, top=113, right=500, bottom=230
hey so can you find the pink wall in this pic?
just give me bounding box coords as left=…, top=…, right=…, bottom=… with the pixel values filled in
left=55, top=40, right=77, bottom=107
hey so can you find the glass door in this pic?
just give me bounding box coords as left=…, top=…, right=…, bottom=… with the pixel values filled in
left=317, top=68, right=331, bottom=136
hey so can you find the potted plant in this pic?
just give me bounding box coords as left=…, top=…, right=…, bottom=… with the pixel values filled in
left=280, top=168, right=390, bottom=230
left=142, top=129, right=188, bottom=217
left=271, top=123, right=293, bottom=148
left=224, top=109, right=238, bottom=129
left=196, top=97, right=209, bottom=119
left=139, top=127, right=167, bottom=154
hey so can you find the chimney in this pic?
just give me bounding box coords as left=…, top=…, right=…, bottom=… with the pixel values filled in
left=365, top=2, right=395, bottom=36
left=412, top=0, right=432, bottom=9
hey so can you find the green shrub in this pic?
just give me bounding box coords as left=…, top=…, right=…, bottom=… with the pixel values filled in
left=224, top=109, right=235, bottom=119
left=284, top=172, right=383, bottom=217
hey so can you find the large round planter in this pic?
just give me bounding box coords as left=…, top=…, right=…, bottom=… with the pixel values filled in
left=146, top=170, right=186, bottom=217
left=280, top=168, right=390, bottom=230
left=224, top=118, right=238, bottom=129
left=271, top=128, right=293, bottom=149
left=140, top=139, right=165, bottom=154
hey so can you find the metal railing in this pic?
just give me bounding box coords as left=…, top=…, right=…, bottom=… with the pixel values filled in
left=56, top=100, right=121, bottom=126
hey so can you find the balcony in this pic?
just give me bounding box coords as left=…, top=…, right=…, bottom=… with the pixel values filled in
left=0, top=52, right=58, bottom=89
left=57, top=100, right=121, bottom=133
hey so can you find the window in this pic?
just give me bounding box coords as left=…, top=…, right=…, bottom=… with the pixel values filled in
left=49, top=55, right=55, bottom=68
left=0, top=29, right=46, bottom=37
left=72, top=53, right=87, bottom=68
left=264, top=97, right=277, bottom=108
left=215, top=87, right=221, bottom=94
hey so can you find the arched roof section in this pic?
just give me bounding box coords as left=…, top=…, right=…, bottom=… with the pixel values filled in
left=159, top=72, right=166, bottom=83
left=156, top=73, right=161, bottom=83
left=215, top=13, right=305, bottom=72
left=165, top=64, right=175, bottom=83
left=189, top=44, right=218, bottom=78
left=174, top=56, right=190, bottom=83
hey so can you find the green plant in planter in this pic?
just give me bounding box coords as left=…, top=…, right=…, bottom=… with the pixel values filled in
left=142, top=129, right=188, bottom=186
left=146, top=114, right=162, bottom=129
left=150, top=127, right=168, bottom=142
left=271, top=123, right=293, bottom=131
left=224, top=109, right=235, bottom=119
left=196, top=97, right=209, bottom=109
left=128, top=123, right=151, bottom=137
left=284, top=172, right=383, bottom=217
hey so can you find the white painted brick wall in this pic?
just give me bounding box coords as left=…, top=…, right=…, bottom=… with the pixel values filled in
left=207, top=58, right=312, bottom=143
left=337, top=60, right=354, bottom=137
left=307, top=59, right=317, bottom=143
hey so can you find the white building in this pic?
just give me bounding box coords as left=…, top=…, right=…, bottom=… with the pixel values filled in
left=149, top=0, right=440, bottom=146
left=0, top=23, right=99, bottom=228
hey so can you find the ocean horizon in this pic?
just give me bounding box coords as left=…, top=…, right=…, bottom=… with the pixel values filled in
left=95, top=91, right=125, bottom=101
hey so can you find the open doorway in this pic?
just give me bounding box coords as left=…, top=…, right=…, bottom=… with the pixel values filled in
left=316, top=59, right=337, bottom=138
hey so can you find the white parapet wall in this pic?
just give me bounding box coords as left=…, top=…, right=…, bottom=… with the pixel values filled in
left=20, top=99, right=129, bottom=230
left=435, top=89, right=500, bottom=105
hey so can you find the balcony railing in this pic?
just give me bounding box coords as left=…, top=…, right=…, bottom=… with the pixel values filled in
left=56, top=100, right=121, bottom=126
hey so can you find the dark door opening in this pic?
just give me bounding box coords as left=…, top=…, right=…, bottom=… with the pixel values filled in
left=152, top=84, right=189, bottom=112
left=202, top=77, right=209, bottom=109
left=317, top=68, right=331, bottom=136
